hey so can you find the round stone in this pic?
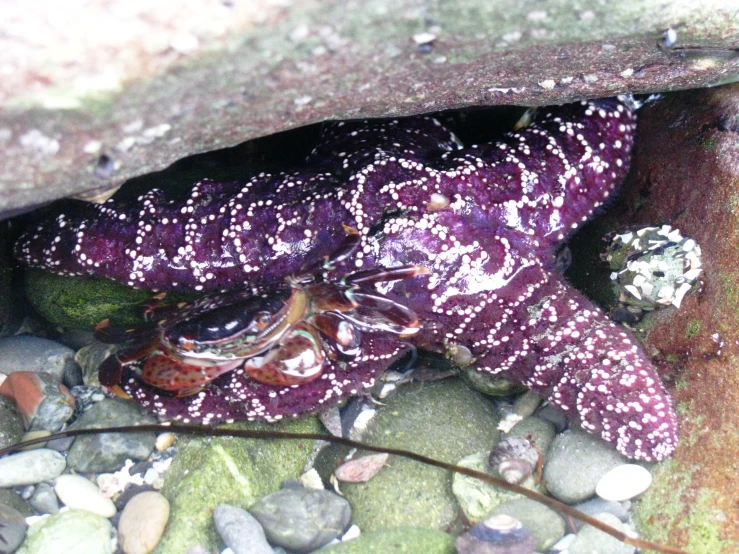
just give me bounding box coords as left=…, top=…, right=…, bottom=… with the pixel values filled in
left=214, top=504, right=273, bottom=554
left=17, top=509, right=113, bottom=554
left=54, top=474, right=116, bottom=518
left=0, top=449, right=65, bottom=487
left=595, top=464, right=652, bottom=502
left=65, top=397, right=156, bottom=473
left=28, top=483, right=60, bottom=515
left=543, top=430, right=625, bottom=504
left=118, top=491, right=170, bottom=554
left=249, top=487, right=351, bottom=552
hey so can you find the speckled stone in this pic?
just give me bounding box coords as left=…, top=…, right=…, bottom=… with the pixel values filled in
left=0, top=395, right=24, bottom=449
left=118, top=491, right=170, bottom=554
left=0, top=449, right=66, bottom=487
left=543, top=429, right=626, bottom=504
left=214, top=504, right=274, bottom=554
left=65, top=397, right=156, bottom=473
left=16, top=509, right=113, bottom=554
left=249, top=487, right=351, bottom=552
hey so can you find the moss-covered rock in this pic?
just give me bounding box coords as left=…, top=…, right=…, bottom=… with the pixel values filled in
left=24, top=269, right=196, bottom=330
left=321, top=527, right=455, bottom=554
left=155, top=417, right=322, bottom=553
left=321, top=378, right=501, bottom=533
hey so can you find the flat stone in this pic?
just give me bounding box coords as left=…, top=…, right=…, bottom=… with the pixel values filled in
left=54, top=474, right=116, bottom=518
left=0, top=336, right=81, bottom=388
left=0, top=449, right=65, bottom=487
left=16, top=509, right=113, bottom=554
left=596, top=464, right=652, bottom=502
left=118, top=491, right=170, bottom=554
left=214, top=504, right=273, bottom=554
left=543, top=429, right=626, bottom=504
left=571, top=497, right=630, bottom=530
left=66, top=397, right=156, bottom=473
left=249, top=487, right=351, bottom=552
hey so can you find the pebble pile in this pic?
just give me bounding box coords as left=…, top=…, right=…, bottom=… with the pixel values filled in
left=0, top=331, right=662, bottom=554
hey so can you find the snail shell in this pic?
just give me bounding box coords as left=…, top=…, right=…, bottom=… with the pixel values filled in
left=456, top=514, right=536, bottom=554
left=488, top=437, right=539, bottom=484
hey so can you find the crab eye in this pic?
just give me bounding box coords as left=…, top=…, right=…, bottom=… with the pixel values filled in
left=254, top=312, right=273, bottom=330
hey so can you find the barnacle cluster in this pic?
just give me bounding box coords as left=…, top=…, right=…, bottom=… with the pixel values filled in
left=604, top=225, right=702, bottom=319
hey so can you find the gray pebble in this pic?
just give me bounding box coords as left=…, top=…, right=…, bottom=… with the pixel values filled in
left=28, top=482, right=60, bottom=515
left=214, top=504, right=274, bottom=554
left=489, top=498, right=565, bottom=551
left=571, top=497, right=630, bottom=530
left=507, top=416, right=556, bottom=455
left=249, top=487, right=351, bottom=552
left=0, top=396, right=24, bottom=449
left=0, top=336, right=81, bottom=388
left=25, top=372, right=76, bottom=432
left=0, top=449, right=66, bottom=487
left=543, top=430, right=625, bottom=504
left=0, top=503, right=27, bottom=553
left=66, top=397, right=156, bottom=473
left=569, top=512, right=635, bottom=554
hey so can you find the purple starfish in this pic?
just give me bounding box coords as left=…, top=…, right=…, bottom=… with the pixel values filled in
left=15, top=98, right=678, bottom=461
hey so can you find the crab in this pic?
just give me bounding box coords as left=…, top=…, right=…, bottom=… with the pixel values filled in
left=96, top=228, right=428, bottom=397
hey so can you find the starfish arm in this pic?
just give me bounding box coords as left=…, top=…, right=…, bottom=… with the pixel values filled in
left=473, top=278, right=678, bottom=461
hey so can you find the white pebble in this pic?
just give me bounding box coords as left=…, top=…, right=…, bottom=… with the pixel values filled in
left=595, top=464, right=652, bottom=502
left=55, top=474, right=117, bottom=518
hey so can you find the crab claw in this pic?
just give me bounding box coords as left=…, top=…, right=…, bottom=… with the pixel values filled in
left=140, top=353, right=242, bottom=397
left=245, top=324, right=325, bottom=386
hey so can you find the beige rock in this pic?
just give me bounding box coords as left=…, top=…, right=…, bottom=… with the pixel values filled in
left=118, top=491, right=171, bottom=554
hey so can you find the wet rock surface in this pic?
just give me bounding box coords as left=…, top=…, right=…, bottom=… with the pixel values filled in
left=65, top=396, right=156, bottom=472
left=249, top=486, right=351, bottom=552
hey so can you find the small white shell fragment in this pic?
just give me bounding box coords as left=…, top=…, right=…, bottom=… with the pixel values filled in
left=335, top=453, right=389, bottom=483
left=595, top=464, right=652, bottom=502
left=412, top=32, right=437, bottom=45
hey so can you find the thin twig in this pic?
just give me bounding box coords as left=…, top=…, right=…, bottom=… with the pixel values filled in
left=0, top=424, right=689, bottom=554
